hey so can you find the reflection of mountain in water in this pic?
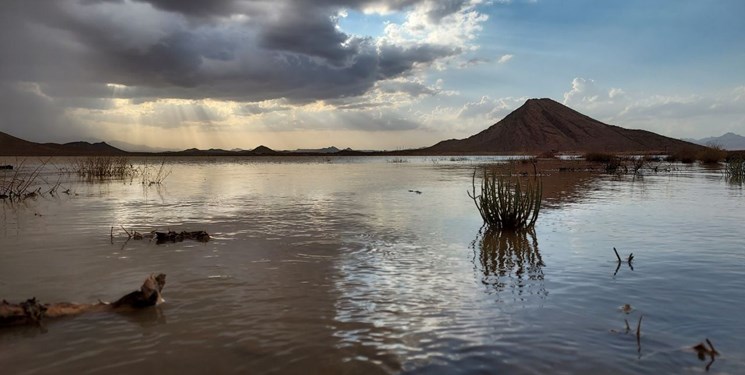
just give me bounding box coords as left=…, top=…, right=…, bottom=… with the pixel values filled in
left=472, top=229, right=547, bottom=299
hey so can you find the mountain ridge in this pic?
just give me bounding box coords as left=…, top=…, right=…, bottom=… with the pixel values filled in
left=424, top=98, right=705, bottom=154
left=0, top=98, right=719, bottom=156
left=684, top=132, right=745, bottom=150
left=0, top=131, right=127, bottom=156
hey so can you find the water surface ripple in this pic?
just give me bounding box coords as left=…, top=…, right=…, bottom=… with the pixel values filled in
left=1, top=157, right=743, bottom=374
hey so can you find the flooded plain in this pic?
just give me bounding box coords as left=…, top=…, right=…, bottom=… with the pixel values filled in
left=1, top=157, right=744, bottom=374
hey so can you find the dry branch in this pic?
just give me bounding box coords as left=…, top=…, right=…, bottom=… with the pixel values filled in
left=1, top=274, right=166, bottom=328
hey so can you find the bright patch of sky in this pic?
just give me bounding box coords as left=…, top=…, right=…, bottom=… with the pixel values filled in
left=337, top=9, right=404, bottom=38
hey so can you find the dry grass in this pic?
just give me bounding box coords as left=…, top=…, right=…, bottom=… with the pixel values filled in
left=0, top=158, right=50, bottom=200
left=697, top=145, right=727, bottom=164
left=666, top=148, right=697, bottom=164
left=74, top=156, right=134, bottom=179
left=139, top=160, right=172, bottom=186
left=584, top=152, right=616, bottom=163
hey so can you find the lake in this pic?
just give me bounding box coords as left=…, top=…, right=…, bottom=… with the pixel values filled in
left=1, top=156, right=744, bottom=374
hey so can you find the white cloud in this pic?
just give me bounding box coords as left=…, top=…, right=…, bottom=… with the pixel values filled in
left=562, top=78, right=745, bottom=138
left=497, top=54, right=513, bottom=64
left=381, top=0, right=488, bottom=51
left=457, top=95, right=526, bottom=120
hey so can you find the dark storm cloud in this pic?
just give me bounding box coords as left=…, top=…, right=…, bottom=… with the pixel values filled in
left=134, top=0, right=239, bottom=16
left=420, top=0, right=469, bottom=23
left=258, top=10, right=359, bottom=66
left=0, top=83, right=81, bottom=142
left=0, top=0, right=476, bottom=135
left=126, top=0, right=428, bottom=18
left=81, top=0, right=240, bottom=17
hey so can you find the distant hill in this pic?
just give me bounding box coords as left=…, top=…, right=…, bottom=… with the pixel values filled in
left=252, top=145, right=276, bottom=155
left=0, top=131, right=127, bottom=156
left=2, top=99, right=716, bottom=156
left=107, top=140, right=176, bottom=153
left=291, top=146, right=340, bottom=154
left=424, top=98, right=705, bottom=154
left=684, top=132, right=745, bottom=150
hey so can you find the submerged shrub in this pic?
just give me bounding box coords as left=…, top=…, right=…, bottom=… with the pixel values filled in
left=667, top=149, right=696, bottom=164
left=468, top=169, right=542, bottom=230
left=697, top=145, right=727, bottom=164
left=536, top=150, right=556, bottom=159
left=584, top=152, right=615, bottom=163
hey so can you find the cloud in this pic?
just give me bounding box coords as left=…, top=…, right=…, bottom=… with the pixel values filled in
left=237, top=101, right=293, bottom=116
left=0, top=82, right=80, bottom=142
left=497, top=54, right=513, bottom=64
left=130, top=0, right=239, bottom=17
left=563, top=77, right=604, bottom=106
left=457, top=95, right=526, bottom=120
left=376, top=78, right=440, bottom=96
left=1, top=0, right=482, bottom=103
left=562, top=78, right=745, bottom=138
left=0, top=0, right=490, bottom=141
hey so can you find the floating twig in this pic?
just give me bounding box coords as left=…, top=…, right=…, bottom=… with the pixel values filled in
left=613, top=247, right=622, bottom=262
left=636, top=314, right=643, bottom=353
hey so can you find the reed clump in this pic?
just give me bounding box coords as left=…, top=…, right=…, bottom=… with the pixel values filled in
left=468, top=169, right=542, bottom=230
left=75, top=156, right=134, bottom=179
left=584, top=152, right=626, bottom=174
left=725, top=158, right=745, bottom=180
left=139, top=160, right=172, bottom=185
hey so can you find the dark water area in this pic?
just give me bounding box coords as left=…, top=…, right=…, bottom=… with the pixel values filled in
left=1, top=156, right=744, bottom=374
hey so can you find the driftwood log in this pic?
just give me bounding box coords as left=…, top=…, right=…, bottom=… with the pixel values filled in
left=0, top=273, right=166, bottom=327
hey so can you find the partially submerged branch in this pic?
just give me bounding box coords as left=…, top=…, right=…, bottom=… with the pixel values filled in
left=1, top=274, right=166, bottom=328
left=613, top=247, right=635, bottom=275
left=111, top=227, right=211, bottom=244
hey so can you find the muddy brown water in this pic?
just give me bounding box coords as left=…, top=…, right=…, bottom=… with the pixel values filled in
left=1, top=156, right=744, bottom=374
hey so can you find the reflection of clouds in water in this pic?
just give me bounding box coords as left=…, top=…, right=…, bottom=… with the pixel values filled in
left=332, top=230, right=478, bottom=370
left=472, top=228, right=547, bottom=300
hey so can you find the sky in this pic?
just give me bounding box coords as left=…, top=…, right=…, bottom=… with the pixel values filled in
left=1, top=0, right=744, bottom=151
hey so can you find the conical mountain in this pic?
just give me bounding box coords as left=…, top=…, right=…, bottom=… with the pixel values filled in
left=426, top=98, right=704, bottom=154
